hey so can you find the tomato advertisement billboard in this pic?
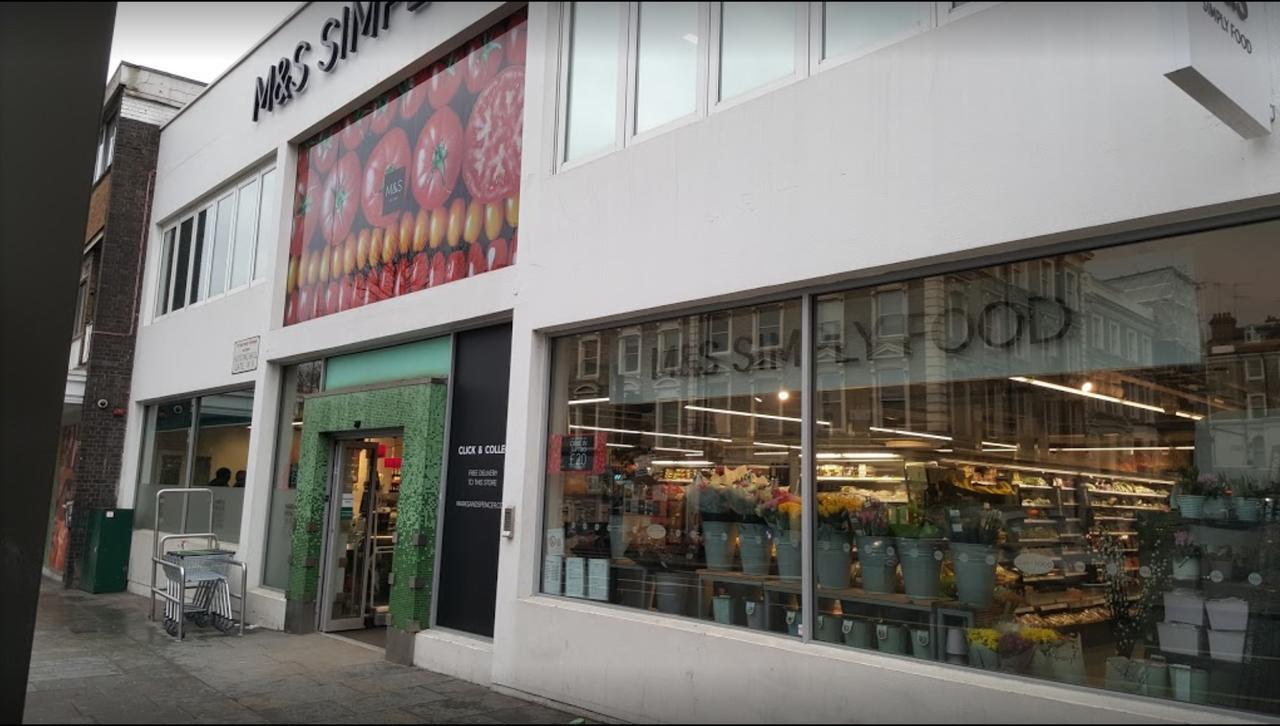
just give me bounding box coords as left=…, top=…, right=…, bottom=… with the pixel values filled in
left=284, top=10, right=525, bottom=326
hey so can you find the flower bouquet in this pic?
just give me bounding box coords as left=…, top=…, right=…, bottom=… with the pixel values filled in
left=816, top=492, right=864, bottom=589
left=854, top=498, right=897, bottom=594
left=1171, top=530, right=1200, bottom=581
left=997, top=631, right=1036, bottom=674
left=1202, top=474, right=1232, bottom=520
left=759, top=489, right=802, bottom=579
left=949, top=508, right=1004, bottom=607
left=728, top=468, right=774, bottom=575
left=891, top=503, right=947, bottom=599
left=695, top=470, right=737, bottom=570
left=966, top=628, right=1000, bottom=670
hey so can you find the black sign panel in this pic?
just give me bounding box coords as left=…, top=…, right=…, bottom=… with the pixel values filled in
left=435, top=323, right=511, bottom=637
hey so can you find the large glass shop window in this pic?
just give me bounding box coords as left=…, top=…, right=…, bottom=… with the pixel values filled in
left=284, top=10, right=526, bottom=325
left=543, top=300, right=806, bottom=636
left=810, top=220, right=1280, bottom=716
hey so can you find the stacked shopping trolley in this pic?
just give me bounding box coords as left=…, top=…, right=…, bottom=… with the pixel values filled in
left=148, top=488, right=247, bottom=640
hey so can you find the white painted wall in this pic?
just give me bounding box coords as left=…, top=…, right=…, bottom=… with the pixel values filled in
left=122, top=1, right=1280, bottom=723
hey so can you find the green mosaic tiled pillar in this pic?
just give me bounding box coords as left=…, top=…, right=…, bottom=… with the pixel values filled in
left=284, top=381, right=447, bottom=637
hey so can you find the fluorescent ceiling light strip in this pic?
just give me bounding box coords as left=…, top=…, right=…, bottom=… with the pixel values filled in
left=568, top=397, right=610, bottom=406
left=753, top=451, right=790, bottom=457
left=650, top=460, right=714, bottom=466
left=1049, top=446, right=1196, bottom=452
left=1175, top=411, right=1205, bottom=421
left=569, top=424, right=732, bottom=444
left=869, top=426, right=953, bottom=442
left=654, top=446, right=703, bottom=455
left=684, top=404, right=831, bottom=427
left=753, top=441, right=801, bottom=450
left=605, top=443, right=633, bottom=449
left=1009, top=376, right=1166, bottom=414
left=816, top=452, right=902, bottom=460
left=981, top=441, right=1018, bottom=450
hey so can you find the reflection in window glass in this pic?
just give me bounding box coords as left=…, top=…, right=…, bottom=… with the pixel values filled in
left=230, top=178, right=260, bottom=289
left=823, top=2, right=923, bottom=61
left=188, top=390, right=253, bottom=542
left=635, top=2, right=699, bottom=133
left=565, top=2, right=622, bottom=161
left=189, top=210, right=208, bottom=305
left=157, top=228, right=176, bottom=315
left=254, top=169, right=278, bottom=281
left=209, top=194, right=235, bottom=297
left=171, top=219, right=193, bottom=312
left=719, top=2, right=796, bottom=101
left=134, top=399, right=192, bottom=532
left=543, top=300, right=805, bottom=636
left=813, top=220, right=1280, bottom=716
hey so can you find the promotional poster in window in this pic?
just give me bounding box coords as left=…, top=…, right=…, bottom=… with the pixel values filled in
left=284, top=10, right=526, bottom=325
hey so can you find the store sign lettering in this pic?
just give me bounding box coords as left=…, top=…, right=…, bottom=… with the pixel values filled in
left=252, top=1, right=431, bottom=121
left=1164, top=1, right=1271, bottom=139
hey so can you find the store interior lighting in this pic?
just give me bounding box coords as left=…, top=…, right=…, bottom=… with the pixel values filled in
left=650, top=460, right=714, bottom=466
left=1049, top=445, right=1196, bottom=452
left=567, top=397, right=610, bottom=406
left=1010, top=376, right=1166, bottom=414
left=869, top=426, right=953, bottom=442
left=569, top=424, right=732, bottom=443
left=684, top=404, right=831, bottom=426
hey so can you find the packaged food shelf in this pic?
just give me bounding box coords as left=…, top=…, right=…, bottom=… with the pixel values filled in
left=1086, top=489, right=1168, bottom=499
left=1090, top=504, right=1168, bottom=511
left=1014, top=538, right=1061, bottom=545
left=1021, top=518, right=1059, bottom=525
left=1018, top=484, right=1054, bottom=491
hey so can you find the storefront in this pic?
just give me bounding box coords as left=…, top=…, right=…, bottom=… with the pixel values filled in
left=117, top=1, right=1280, bottom=722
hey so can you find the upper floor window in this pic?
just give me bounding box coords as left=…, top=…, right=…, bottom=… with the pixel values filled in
left=658, top=326, right=683, bottom=374
left=155, top=165, right=276, bottom=319
left=707, top=312, right=731, bottom=356
left=579, top=336, right=601, bottom=378
left=755, top=304, right=783, bottom=350
left=618, top=331, right=642, bottom=374
left=559, top=2, right=935, bottom=167
left=72, top=244, right=100, bottom=341
left=1245, top=357, right=1265, bottom=381
left=93, top=116, right=116, bottom=182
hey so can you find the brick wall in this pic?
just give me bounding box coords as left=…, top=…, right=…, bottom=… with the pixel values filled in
left=65, top=115, right=159, bottom=588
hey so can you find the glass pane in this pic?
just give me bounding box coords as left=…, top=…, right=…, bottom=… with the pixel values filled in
left=157, top=228, right=175, bottom=315
left=812, top=219, right=1280, bottom=717
left=823, top=2, right=923, bottom=61
left=263, top=360, right=323, bottom=590
left=229, top=178, right=260, bottom=289
left=188, top=390, right=253, bottom=543
left=719, top=2, right=796, bottom=101
left=565, top=1, right=622, bottom=161
left=133, top=399, right=192, bottom=533
left=188, top=209, right=208, bottom=304
left=254, top=169, right=278, bottom=281
left=635, top=2, right=699, bottom=133
left=171, top=219, right=192, bottom=312
left=209, top=194, right=235, bottom=297
left=543, top=300, right=805, bottom=637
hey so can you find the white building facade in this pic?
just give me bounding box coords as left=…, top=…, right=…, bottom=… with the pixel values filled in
left=122, top=2, right=1280, bottom=722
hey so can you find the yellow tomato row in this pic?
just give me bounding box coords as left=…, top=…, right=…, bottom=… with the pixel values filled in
left=288, top=193, right=518, bottom=292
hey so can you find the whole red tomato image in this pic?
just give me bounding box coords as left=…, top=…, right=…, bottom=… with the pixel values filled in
left=504, top=17, right=528, bottom=66
left=309, top=133, right=338, bottom=175
left=427, top=55, right=462, bottom=109
left=362, top=127, right=411, bottom=229
left=292, top=176, right=322, bottom=254
left=463, top=67, right=524, bottom=204
left=412, top=108, right=463, bottom=211
left=399, top=67, right=430, bottom=120
left=320, top=152, right=361, bottom=246
left=341, top=110, right=368, bottom=151
left=368, top=92, right=396, bottom=136
left=464, top=35, right=503, bottom=94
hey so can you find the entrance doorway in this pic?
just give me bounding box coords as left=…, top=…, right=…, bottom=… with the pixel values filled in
left=318, top=432, right=404, bottom=647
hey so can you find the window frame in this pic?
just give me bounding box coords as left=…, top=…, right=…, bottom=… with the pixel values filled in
left=810, top=1, right=932, bottom=73
left=557, top=1, right=631, bottom=170
left=618, top=329, right=642, bottom=375
left=1245, top=357, right=1265, bottom=382
left=151, top=164, right=275, bottom=322
left=754, top=303, right=785, bottom=351
left=707, top=311, right=732, bottom=357
left=709, top=1, right=810, bottom=112
left=935, top=0, right=1001, bottom=26
left=93, top=114, right=116, bottom=182
left=578, top=335, right=601, bottom=379
left=657, top=324, right=684, bottom=375
left=1247, top=393, right=1266, bottom=419
left=626, top=1, right=711, bottom=145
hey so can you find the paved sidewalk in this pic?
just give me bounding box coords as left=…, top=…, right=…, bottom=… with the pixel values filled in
left=23, top=580, right=583, bottom=724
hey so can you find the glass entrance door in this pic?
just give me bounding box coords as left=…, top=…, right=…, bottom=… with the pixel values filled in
left=319, top=441, right=378, bottom=632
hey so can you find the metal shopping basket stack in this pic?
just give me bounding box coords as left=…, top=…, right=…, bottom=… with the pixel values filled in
left=148, top=488, right=247, bottom=640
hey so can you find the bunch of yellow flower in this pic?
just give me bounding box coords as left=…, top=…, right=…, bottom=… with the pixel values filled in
left=817, top=492, right=864, bottom=530
left=1020, top=627, right=1062, bottom=646
left=778, top=501, right=802, bottom=520
left=966, top=628, right=1000, bottom=652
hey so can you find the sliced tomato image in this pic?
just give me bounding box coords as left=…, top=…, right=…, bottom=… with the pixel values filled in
left=510, top=231, right=517, bottom=265
left=361, top=127, right=411, bottom=229
left=487, top=237, right=510, bottom=270
left=463, top=34, right=504, bottom=94
left=350, top=270, right=369, bottom=309
left=308, top=132, right=338, bottom=175
left=368, top=92, right=397, bottom=136
left=284, top=291, right=298, bottom=326
left=340, top=110, right=369, bottom=151
left=445, top=249, right=467, bottom=283
left=399, top=67, right=430, bottom=120
left=504, top=15, right=528, bottom=66
left=463, top=66, right=524, bottom=204
left=407, top=251, right=429, bottom=292
left=320, top=152, right=361, bottom=246
left=427, top=55, right=462, bottom=109
left=467, top=242, right=488, bottom=277
left=412, top=107, right=463, bottom=211
left=292, top=176, right=322, bottom=254
left=428, top=251, right=446, bottom=287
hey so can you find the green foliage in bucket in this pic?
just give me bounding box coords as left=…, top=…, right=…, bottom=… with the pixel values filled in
left=891, top=502, right=944, bottom=539
left=949, top=507, right=1003, bottom=545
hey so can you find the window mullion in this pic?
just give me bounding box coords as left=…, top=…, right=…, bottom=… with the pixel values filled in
left=622, top=2, right=640, bottom=143
left=800, top=291, right=815, bottom=643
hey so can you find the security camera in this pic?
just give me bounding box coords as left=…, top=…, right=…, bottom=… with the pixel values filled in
left=96, top=398, right=109, bottom=409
